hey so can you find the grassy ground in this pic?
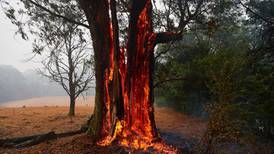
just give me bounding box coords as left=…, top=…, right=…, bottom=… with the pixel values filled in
left=0, top=96, right=206, bottom=153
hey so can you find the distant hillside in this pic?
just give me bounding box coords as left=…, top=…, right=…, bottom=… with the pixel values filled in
left=0, top=65, right=94, bottom=103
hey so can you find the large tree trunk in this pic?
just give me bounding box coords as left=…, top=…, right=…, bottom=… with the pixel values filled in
left=121, top=0, right=158, bottom=144
left=78, top=0, right=177, bottom=151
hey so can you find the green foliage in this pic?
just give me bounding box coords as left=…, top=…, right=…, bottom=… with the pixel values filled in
left=1, top=0, right=85, bottom=42
left=244, top=60, right=274, bottom=138
left=155, top=40, right=210, bottom=115
left=196, top=47, right=251, bottom=153
left=198, top=48, right=247, bottom=104
left=155, top=2, right=274, bottom=149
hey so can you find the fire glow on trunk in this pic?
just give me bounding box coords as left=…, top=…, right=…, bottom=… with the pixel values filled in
left=97, top=0, right=177, bottom=153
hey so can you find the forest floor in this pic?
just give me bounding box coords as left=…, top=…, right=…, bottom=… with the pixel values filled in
left=0, top=96, right=206, bottom=154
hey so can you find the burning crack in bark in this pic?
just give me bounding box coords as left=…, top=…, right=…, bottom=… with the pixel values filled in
left=95, top=0, right=180, bottom=153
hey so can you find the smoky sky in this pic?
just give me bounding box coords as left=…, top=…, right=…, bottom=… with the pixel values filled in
left=0, top=10, right=41, bottom=72
left=0, top=1, right=165, bottom=72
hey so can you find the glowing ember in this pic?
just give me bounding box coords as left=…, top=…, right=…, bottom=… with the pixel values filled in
left=98, top=120, right=178, bottom=153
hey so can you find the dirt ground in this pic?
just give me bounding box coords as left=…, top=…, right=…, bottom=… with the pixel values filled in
left=0, top=96, right=206, bottom=153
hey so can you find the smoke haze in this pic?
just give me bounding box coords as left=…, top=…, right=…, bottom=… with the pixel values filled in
left=0, top=65, right=95, bottom=104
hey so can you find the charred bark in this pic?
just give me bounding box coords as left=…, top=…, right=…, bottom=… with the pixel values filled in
left=124, top=0, right=158, bottom=139
left=110, top=0, right=124, bottom=122
left=78, top=0, right=114, bottom=141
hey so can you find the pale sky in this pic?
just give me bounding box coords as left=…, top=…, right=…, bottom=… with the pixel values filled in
left=0, top=1, right=164, bottom=72
left=0, top=9, right=41, bottom=72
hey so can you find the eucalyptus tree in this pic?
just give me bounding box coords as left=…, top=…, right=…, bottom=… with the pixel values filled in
left=2, top=0, right=204, bottom=151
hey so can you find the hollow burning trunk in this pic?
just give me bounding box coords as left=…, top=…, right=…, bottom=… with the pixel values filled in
left=79, top=0, right=176, bottom=152
left=120, top=0, right=158, bottom=146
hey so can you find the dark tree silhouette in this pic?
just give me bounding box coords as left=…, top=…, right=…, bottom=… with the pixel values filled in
left=38, top=23, right=94, bottom=116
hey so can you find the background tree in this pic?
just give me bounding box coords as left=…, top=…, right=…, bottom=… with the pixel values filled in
left=154, top=0, right=274, bottom=152
left=2, top=0, right=94, bottom=116
left=38, top=23, right=94, bottom=116
left=239, top=0, right=274, bottom=139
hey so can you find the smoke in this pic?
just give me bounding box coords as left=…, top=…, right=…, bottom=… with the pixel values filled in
left=0, top=65, right=94, bottom=104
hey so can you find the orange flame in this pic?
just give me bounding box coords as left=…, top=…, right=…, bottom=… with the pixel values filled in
left=97, top=0, right=178, bottom=153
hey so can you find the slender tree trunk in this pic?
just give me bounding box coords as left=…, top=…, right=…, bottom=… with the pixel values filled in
left=68, top=47, right=76, bottom=116
left=68, top=97, right=76, bottom=116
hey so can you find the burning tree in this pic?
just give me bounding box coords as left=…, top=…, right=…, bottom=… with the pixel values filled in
left=3, top=0, right=203, bottom=151
left=78, top=0, right=183, bottom=150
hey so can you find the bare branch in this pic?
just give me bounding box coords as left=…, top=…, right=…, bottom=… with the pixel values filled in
left=25, top=0, right=90, bottom=28
left=238, top=0, right=274, bottom=24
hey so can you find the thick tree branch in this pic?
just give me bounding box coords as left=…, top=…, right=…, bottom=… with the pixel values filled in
left=154, top=32, right=186, bottom=60
left=153, top=0, right=203, bottom=60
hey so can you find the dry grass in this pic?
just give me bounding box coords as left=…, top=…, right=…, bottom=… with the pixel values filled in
left=0, top=106, right=92, bottom=138
left=0, top=96, right=94, bottom=108
left=0, top=96, right=206, bottom=153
